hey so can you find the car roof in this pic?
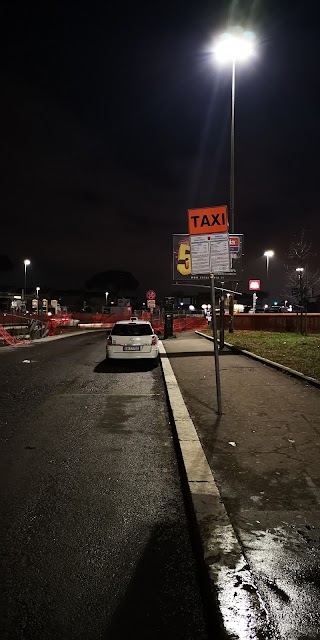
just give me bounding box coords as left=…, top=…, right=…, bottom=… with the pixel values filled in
left=113, top=320, right=152, bottom=325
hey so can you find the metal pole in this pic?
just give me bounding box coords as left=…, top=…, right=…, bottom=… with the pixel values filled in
left=299, top=273, right=303, bottom=335
left=210, top=274, right=222, bottom=415
left=230, top=60, right=235, bottom=235
left=219, top=283, right=225, bottom=351
left=24, top=264, right=27, bottom=304
left=228, top=60, right=236, bottom=333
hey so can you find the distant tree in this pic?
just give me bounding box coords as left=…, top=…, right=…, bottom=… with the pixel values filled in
left=0, top=255, right=13, bottom=271
left=283, top=231, right=320, bottom=306
left=85, top=270, right=139, bottom=297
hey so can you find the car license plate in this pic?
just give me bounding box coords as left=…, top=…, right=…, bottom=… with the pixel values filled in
left=123, top=346, right=141, bottom=351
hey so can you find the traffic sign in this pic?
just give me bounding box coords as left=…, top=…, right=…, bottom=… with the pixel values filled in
left=249, top=280, right=260, bottom=291
left=147, top=299, right=156, bottom=308
left=188, top=206, right=228, bottom=235
left=146, top=289, right=156, bottom=300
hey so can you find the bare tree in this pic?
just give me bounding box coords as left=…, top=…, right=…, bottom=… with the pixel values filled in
left=283, top=231, right=320, bottom=305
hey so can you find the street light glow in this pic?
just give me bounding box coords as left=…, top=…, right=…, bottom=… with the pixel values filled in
left=24, top=259, right=31, bottom=266
left=213, top=30, right=256, bottom=63
left=264, top=250, right=274, bottom=283
left=296, top=267, right=304, bottom=272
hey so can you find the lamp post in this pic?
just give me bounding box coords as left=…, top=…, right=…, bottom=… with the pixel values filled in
left=23, top=259, right=31, bottom=306
left=213, top=29, right=256, bottom=235
left=36, top=286, right=40, bottom=317
left=296, top=267, right=304, bottom=334
left=264, top=251, right=274, bottom=305
left=201, top=303, right=208, bottom=318
left=264, top=250, right=274, bottom=277
left=213, top=29, right=256, bottom=332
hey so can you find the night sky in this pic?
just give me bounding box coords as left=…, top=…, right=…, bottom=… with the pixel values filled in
left=1, top=0, right=319, bottom=300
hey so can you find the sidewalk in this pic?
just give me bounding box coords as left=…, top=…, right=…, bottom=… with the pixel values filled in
left=161, top=332, right=320, bottom=640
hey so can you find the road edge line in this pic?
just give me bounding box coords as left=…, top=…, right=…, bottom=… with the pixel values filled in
left=195, top=330, right=320, bottom=389
left=159, top=341, right=275, bottom=640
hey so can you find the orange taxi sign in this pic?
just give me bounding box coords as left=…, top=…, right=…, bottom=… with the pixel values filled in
left=188, top=205, right=228, bottom=235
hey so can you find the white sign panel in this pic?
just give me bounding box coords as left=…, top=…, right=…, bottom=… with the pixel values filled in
left=190, top=233, right=231, bottom=275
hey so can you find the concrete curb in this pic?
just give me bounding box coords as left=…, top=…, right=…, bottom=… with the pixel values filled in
left=195, top=331, right=320, bottom=389
left=159, top=341, right=276, bottom=639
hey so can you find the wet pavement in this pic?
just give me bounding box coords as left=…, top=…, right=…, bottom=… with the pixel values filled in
left=163, top=332, right=320, bottom=640
left=0, top=333, right=212, bottom=639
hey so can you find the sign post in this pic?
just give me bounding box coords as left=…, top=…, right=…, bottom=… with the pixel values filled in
left=219, top=281, right=225, bottom=351
left=146, top=290, right=156, bottom=317
left=249, top=280, right=260, bottom=314
left=187, top=205, right=230, bottom=415
left=210, top=274, right=222, bottom=416
left=252, top=292, right=258, bottom=313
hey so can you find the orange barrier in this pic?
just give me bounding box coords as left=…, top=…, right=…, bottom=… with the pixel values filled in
left=174, top=317, right=208, bottom=332
left=148, top=317, right=208, bottom=333
left=0, top=311, right=205, bottom=339
left=0, top=324, right=22, bottom=345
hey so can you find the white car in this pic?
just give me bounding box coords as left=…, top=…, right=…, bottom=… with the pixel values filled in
left=106, top=318, right=159, bottom=360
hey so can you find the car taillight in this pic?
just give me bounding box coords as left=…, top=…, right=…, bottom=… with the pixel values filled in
left=151, top=335, right=157, bottom=346
left=107, top=335, right=112, bottom=345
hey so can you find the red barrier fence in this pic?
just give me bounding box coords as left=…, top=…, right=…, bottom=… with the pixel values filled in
left=2, top=311, right=320, bottom=339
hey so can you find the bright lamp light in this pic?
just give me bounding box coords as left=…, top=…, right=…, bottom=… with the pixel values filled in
left=213, top=30, right=256, bottom=63
left=264, top=250, right=274, bottom=258
left=24, top=259, right=31, bottom=266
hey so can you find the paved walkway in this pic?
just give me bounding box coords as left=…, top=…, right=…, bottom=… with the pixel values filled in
left=162, top=332, right=320, bottom=640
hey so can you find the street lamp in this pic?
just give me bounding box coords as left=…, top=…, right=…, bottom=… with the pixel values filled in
left=36, top=286, right=40, bottom=316
left=264, top=250, right=274, bottom=276
left=296, top=268, right=304, bottom=300
left=213, top=28, right=256, bottom=234
left=213, top=29, right=256, bottom=335
left=296, top=268, right=305, bottom=333
left=23, top=259, right=31, bottom=303
left=105, top=291, right=109, bottom=305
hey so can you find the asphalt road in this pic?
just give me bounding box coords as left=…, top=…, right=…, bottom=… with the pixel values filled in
left=0, top=332, right=211, bottom=640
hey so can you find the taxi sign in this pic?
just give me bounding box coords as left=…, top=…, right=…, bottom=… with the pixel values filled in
left=188, top=205, right=228, bottom=235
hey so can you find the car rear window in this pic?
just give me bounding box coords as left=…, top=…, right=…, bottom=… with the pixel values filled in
left=111, top=323, right=153, bottom=336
